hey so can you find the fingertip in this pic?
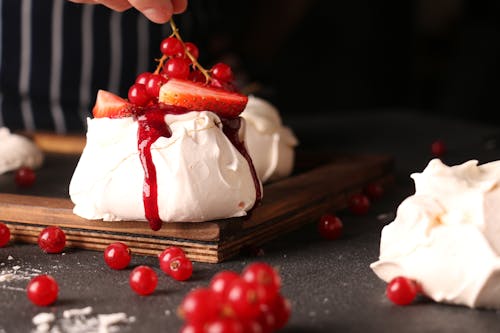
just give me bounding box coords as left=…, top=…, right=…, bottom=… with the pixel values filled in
left=172, top=0, right=188, bottom=14
left=142, top=6, right=173, bottom=24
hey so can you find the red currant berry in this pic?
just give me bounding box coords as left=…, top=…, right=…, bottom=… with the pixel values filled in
left=386, top=276, right=419, bottom=306
left=348, top=193, right=371, bottom=215
left=160, top=36, right=184, bottom=57
left=180, top=288, right=221, bottom=324
left=15, top=166, right=36, bottom=188
left=167, top=256, right=193, bottom=281
left=188, top=70, right=206, bottom=83
left=163, top=58, right=190, bottom=79
left=128, top=83, right=151, bottom=106
left=226, top=278, right=261, bottom=319
left=242, top=262, right=281, bottom=305
left=159, top=246, right=186, bottom=274
left=210, top=78, right=236, bottom=92
left=209, top=270, right=240, bottom=299
left=431, top=139, right=446, bottom=157
left=256, top=304, right=276, bottom=333
left=184, top=42, right=199, bottom=60
left=38, top=226, right=66, bottom=253
left=0, top=222, right=10, bottom=247
left=242, top=320, right=264, bottom=333
left=364, top=182, right=384, bottom=201
left=27, top=274, right=58, bottom=306
left=211, top=63, right=234, bottom=82
left=271, top=294, right=291, bottom=330
left=103, top=242, right=131, bottom=270
left=180, top=323, right=205, bottom=333
left=205, top=318, right=244, bottom=333
left=135, top=72, right=152, bottom=85
left=129, top=265, right=158, bottom=296
left=145, top=74, right=168, bottom=98
left=318, top=214, right=343, bottom=240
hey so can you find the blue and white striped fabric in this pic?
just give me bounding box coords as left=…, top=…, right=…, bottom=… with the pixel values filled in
left=0, top=0, right=175, bottom=133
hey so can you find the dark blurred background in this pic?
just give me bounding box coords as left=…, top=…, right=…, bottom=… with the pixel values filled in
left=183, top=0, right=500, bottom=126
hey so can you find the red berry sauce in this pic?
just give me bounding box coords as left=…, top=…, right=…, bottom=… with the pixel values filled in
left=220, top=117, right=262, bottom=210
left=135, top=105, right=261, bottom=230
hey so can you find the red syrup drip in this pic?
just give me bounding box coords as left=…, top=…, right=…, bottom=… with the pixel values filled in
left=220, top=117, right=262, bottom=210
left=136, top=104, right=186, bottom=231
left=136, top=104, right=261, bottom=231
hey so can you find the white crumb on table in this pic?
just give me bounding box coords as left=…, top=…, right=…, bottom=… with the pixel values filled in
left=32, top=306, right=135, bottom=333
left=63, top=306, right=93, bottom=318
left=376, top=212, right=395, bottom=222
left=32, top=312, right=55, bottom=333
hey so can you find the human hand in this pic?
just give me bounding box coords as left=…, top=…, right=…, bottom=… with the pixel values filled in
left=68, top=0, right=188, bottom=24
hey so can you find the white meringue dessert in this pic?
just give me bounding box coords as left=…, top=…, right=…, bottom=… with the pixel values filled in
left=370, top=158, right=500, bottom=309
left=69, top=110, right=261, bottom=229
left=0, top=127, right=44, bottom=175
left=240, top=96, right=298, bottom=183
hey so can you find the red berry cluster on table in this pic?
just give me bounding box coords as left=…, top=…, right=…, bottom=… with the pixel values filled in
left=179, top=262, right=291, bottom=333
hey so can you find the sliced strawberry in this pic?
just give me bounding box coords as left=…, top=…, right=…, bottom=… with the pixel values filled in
left=92, top=89, right=135, bottom=118
left=158, top=78, right=248, bottom=117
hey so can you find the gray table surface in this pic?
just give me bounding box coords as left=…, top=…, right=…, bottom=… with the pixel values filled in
left=1, top=109, right=500, bottom=332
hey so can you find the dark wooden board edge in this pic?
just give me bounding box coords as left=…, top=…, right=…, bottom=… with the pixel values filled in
left=0, top=154, right=394, bottom=263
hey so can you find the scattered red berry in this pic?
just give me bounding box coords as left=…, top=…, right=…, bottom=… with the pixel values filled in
left=15, top=166, right=36, bottom=188
left=205, top=318, right=244, bottom=333
left=27, top=274, right=58, bottom=306
left=159, top=246, right=186, bottom=273
left=0, top=222, right=10, bottom=247
left=178, top=263, right=290, bottom=331
left=364, top=182, right=384, bottom=201
left=167, top=256, right=193, bottom=281
left=242, top=262, right=281, bottom=305
left=103, top=242, right=131, bottom=270
left=386, top=276, right=419, bottom=306
left=209, top=270, right=240, bottom=299
left=271, top=294, right=292, bottom=330
left=129, top=265, right=158, bottom=296
left=38, top=226, right=66, bottom=254
left=431, top=139, right=446, bottom=157
left=318, top=214, right=343, bottom=240
left=348, top=193, right=371, bottom=215
left=180, top=323, right=205, bottom=333
left=180, top=288, right=221, bottom=324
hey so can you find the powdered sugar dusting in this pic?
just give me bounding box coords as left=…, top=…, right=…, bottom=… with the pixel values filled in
left=32, top=306, right=135, bottom=333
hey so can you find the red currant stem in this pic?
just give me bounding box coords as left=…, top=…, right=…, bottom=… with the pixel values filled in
left=168, top=18, right=211, bottom=83
left=154, top=55, right=168, bottom=75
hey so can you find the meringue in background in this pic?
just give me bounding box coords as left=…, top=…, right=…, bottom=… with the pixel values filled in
left=0, top=127, right=44, bottom=174
left=371, top=158, right=500, bottom=309
left=69, top=111, right=259, bottom=223
left=240, top=96, right=298, bottom=183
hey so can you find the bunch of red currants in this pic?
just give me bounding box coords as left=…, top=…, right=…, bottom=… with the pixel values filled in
left=128, top=28, right=236, bottom=108
left=179, top=262, right=291, bottom=333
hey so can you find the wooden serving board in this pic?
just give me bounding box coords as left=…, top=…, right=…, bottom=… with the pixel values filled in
left=0, top=151, right=393, bottom=263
